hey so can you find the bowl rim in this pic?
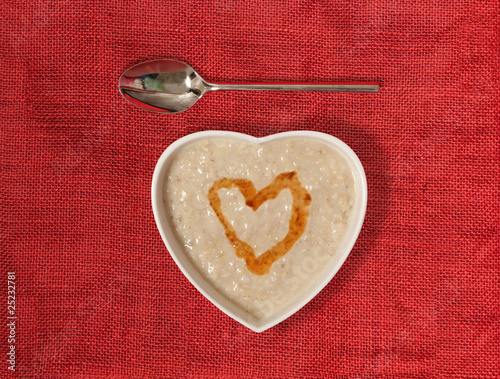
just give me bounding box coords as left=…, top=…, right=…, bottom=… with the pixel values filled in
left=151, top=130, right=367, bottom=332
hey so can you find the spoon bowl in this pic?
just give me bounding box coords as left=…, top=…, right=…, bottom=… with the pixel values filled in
left=119, top=60, right=208, bottom=113
left=119, top=59, right=379, bottom=114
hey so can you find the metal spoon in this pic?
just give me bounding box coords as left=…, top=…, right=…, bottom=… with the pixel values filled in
left=118, top=59, right=379, bottom=114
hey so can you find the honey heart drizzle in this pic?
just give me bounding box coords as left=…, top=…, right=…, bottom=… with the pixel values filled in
left=208, top=172, right=312, bottom=275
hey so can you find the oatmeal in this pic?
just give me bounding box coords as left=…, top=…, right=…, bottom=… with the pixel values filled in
left=163, top=137, right=355, bottom=319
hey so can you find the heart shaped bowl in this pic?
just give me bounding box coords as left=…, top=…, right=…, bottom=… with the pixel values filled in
left=152, top=131, right=367, bottom=332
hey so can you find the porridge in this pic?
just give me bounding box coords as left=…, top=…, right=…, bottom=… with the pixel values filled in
left=163, top=137, right=355, bottom=319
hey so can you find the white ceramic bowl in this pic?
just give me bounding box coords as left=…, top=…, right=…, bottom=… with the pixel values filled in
left=152, top=131, right=367, bottom=332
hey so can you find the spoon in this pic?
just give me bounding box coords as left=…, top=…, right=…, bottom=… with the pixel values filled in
left=118, top=59, right=379, bottom=114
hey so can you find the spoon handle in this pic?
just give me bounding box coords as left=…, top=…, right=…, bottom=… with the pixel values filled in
left=209, top=82, right=379, bottom=93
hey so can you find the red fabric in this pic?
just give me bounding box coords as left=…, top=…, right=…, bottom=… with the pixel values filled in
left=1, top=0, right=499, bottom=377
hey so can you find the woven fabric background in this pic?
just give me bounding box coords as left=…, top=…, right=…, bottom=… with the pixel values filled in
left=1, top=0, right=499, bottom=377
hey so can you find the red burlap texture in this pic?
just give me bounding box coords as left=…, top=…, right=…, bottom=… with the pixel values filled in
left=1, top=0, right=499, bottom=378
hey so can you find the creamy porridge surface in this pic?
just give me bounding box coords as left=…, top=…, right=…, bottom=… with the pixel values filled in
left=163, top=138, right=355, bottom=319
